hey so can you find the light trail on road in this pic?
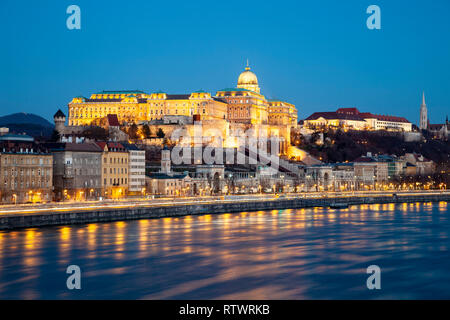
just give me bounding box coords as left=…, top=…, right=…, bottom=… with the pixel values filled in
left=0, top=190, right=448, bottom=216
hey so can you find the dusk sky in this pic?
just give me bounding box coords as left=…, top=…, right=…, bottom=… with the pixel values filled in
left=0, top=0, right=449, bottom=125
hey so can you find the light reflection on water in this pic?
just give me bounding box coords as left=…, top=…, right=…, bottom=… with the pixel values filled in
left=0, top=202, right=449, bottom=299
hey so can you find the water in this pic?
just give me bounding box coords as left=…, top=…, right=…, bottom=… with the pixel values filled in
left=0, top=202, right=449, bottom=299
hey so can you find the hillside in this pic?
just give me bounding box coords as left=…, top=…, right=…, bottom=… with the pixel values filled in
left=292, top=128, right=450, bottom=166
left=0, top=112, right=54, bottom=138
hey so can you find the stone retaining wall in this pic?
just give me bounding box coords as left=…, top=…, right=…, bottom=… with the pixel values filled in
left=0, top=194, right=448, bottom=230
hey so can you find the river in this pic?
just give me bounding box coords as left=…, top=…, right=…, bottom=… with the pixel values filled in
left=0, top=202, right=449, bottom=299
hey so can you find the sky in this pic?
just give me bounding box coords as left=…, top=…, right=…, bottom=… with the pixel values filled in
left=0, top=0, right=449, bottom=125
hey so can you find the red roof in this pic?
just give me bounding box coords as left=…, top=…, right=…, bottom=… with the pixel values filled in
left=95, top=141, right=125, bottom=152
left=359, top=112, right=410, bottom=123
left=306, top=108, right=410, bottom=124
left=106, top=114, right=120, bottom=126
left=336, top=107, right=360, bottom=115
left=305, top=111, right=364, bottom=122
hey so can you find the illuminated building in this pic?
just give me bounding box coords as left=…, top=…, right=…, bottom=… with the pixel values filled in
left=353, top=155, right=388, bottom=185
left=401, top=153, right=436, bottom=175
left=331, top=164, right=356, bottom=191
left=148, top=147, right=191, bottom=196
left=268, top=100, right=298, bottom=126
left=68, top=91, right=148, bottom=126
left=0, top=134, right=53, bottom=204
left=147, top=91, right=228, bottom=122
left=216, top=63, right=269, bottom=125
left=49, top=142, right=102, bottom=201
left=237, top=60, right=261, bottom=93
left=421, top=93, right=449, bottom=140
left=428, top=120, right=449, bottom=140
left=215, top=63, right=297, bottom=126
left=64, top=63, right=298, bottom=154
left=216, top=63, right=298, bottom=153
left=216, top=87, right=268, bottom=125
left=304, top=108, right=412, bottom=132
left=121, top=143, right=146, bottom=194
left=96, top=142, right=129, bottom=199
left=68, top=90, right=228, bottom=126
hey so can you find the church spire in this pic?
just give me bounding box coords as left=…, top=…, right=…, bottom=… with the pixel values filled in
left=245, top=58, right=250, bottom=71
left=419, top=91, right=428, bottom=130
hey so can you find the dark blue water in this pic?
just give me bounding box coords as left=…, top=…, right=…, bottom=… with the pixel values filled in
left=0, top=202, right=449, bottom=299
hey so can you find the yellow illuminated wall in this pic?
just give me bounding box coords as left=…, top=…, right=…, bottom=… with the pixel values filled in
left=68, top=91, right=228, bottom=126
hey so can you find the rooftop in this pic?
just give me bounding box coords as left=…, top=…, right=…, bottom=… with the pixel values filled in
left=0, top=134, right=34, bottom=142
left=95, top=141, right=126, bottom=152
left=54, top=109, right=66, bottom=118
left=149, top=173, right=188, bottom=180
left=96, top=90, right=146, bottom=94
left=306, top=107, right=410, bottom=123
left=106, top=114, right=120, bottom=127
left=121, top=142, right=142, bottom=151
left=166, top=94, right=191, bottom=100
left=45, top=142, right=102, bottom=152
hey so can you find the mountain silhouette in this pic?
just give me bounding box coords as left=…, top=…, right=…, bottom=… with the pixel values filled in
left=0, top=112, right=54, bottom=138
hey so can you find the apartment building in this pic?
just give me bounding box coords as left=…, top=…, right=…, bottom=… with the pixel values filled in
left=122, top=143, right=146, bottom=195
left=0, top=134, right=53, bottom=204
left=48, top=142, right=102, bottom=201
left=96, top=142, right=129, bottom=199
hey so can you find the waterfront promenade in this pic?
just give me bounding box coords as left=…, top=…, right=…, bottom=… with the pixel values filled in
left=0, top=191, right=448, bottom=230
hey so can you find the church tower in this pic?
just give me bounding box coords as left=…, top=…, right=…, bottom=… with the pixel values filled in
left=419, top=92, right=428, bottom=130
left=161, top=146, right=171, bottom=174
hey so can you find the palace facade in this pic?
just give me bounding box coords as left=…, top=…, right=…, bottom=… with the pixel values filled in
left=68, top=90, right=229, bottom=126
left=64, top=63, right=298, bottom=151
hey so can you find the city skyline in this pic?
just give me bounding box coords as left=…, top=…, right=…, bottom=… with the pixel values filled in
left=0, top=0, right=449, bottom=125
left=0, top=0, right=450, bottom=303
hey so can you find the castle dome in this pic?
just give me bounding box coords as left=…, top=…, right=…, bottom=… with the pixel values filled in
left=237, top=61, right=260, bottom=93
left=238, top=67, right=258, bottom=86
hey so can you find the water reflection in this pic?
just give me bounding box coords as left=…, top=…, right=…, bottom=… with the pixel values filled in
left=0, top=202, right=449, bottom=299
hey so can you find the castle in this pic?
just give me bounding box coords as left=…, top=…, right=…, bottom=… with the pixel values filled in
left=56, top=63, right=298, bottom=153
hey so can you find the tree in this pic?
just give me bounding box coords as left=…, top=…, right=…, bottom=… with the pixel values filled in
left=142, top=124, right=152, bottom=139
left=82, top=127, right=108, bottom=140
left=129, top=123, right=139, bottom=140
left=156, top=128, right=165, bottom=139
left=291, top=130, right=305, bottom=146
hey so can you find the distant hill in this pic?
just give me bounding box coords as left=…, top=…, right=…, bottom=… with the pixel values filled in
left=293, top=128, right=450, bottom=166
left=0, top=112, right=53, bottom=127
left=0, top=112, right=54, bottom=138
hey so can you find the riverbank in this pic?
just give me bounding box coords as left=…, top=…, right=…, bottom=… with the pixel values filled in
left=1, top=192, right=449, bottom=230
